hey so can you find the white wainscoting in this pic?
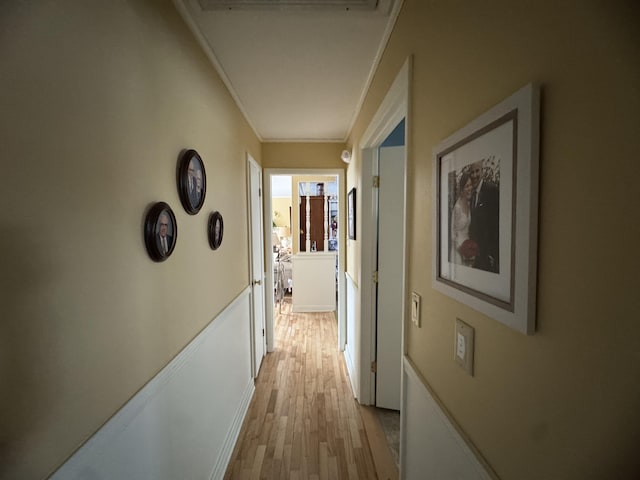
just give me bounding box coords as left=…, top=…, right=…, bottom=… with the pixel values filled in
left=291, top=253, right=337, bottom=312
left=344, top=272, right=359, bottom=398
left=401, top=357, right=492, bottom=480
left=52, top=288, right=254, bottom=480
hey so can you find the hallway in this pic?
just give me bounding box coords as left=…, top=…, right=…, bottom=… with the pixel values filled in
left=224, top=305, right=377, bottom=479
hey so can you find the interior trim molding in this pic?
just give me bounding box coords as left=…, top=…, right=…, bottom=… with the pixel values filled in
left=344, top=271, right=359, bottom=398
left=172, top=0, right=263, bottom=142
left=51, top=288, right=254, bottom=480
left=345, top=0, right=406, bottom=142
left=210, top=377, right=255, bottom=479
left=357, top=56, right=411, bottom=405
left=401, top=356, right=495, bottom=479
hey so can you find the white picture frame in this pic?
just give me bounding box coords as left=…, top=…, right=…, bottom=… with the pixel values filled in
left=432, top=83, right=540, bottom=334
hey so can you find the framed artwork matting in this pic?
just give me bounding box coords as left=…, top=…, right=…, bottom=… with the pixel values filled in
left=432, top=83, right=540, bottom=335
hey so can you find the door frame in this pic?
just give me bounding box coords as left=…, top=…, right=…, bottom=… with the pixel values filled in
left=264, top=168, right=346, bottom=353
left=358, top=57, right=411, bottom=405
left=247, top=153, right=267, bottom=378
left=374, top=144, right=406, bottom=410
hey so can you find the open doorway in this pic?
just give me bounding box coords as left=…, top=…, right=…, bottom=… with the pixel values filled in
left=375, top=122, right=406, bottom=411
left=264, top=169, right=346, bottom=353
left=271, top=175, right=294, bottom=314
left=355, top=58, right=410, bottom=472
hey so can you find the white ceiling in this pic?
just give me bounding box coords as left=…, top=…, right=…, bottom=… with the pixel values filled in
left=176, top=0, right=401, bottom=142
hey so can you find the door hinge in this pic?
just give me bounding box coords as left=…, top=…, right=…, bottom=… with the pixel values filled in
left=373, top=175, right=380, bottom=188
left=372, top=271, right=379, bottom=283
left=371, top=361, right=377, bottom=373
left=259, top=187, right=262, bottom=197
left=262, top=328, right=265, bottom=337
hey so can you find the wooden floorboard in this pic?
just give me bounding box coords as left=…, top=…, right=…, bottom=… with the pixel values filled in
left=359, top=406, right=399, bottom=480
left=224, top=302, right=379, bottom=479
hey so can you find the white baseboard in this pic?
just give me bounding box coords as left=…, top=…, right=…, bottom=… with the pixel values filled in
left=343, top=345, right=358, bottom=399
left=401, top=356, right=492, bottom=480
left=344, top=272, right=359, bottom=399
left=209, top=377, right=254, bottom=480
left=291, top=304, right=336, bottom=312
left=52, top=288, right=254, bottom=480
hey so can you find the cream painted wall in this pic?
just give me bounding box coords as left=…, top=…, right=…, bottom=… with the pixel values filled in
left=347, top=1, right=640, bottom=478
left=271, top=197, right=291, bottom=228
left=262, top=142, right=346, bottom=170
left=0, top=1, right=260, bottom=479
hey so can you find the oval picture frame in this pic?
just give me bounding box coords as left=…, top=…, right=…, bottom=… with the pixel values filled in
left=177, top=149, right=206, bottom=215
left=208, top=211, right=224, bottom=250
left=144, top=202, right=177, bottom=262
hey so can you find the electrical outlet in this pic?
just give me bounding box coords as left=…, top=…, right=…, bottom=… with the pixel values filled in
left=411, top=292, right=421, bottom=327
left=455, top=318, right=474, bottom=376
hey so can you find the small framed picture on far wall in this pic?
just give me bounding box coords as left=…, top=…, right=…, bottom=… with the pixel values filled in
left=348, top=188, right=356, bottom=240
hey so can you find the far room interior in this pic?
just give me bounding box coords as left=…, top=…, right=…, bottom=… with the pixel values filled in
left=270, top=174, right=340, bottom=318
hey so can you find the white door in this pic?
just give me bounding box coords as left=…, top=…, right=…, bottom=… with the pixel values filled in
left=375, top=145, right=405, bottom=410
left=248, top=156, right=266, bottom=378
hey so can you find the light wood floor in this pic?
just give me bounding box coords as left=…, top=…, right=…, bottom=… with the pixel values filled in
left=224, top=302, right=379, bottom=479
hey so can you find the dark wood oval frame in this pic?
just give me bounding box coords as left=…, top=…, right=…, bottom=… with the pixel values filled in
left=177, top=149, right=206, bottom=215
left=144, top=202, right=177, bottom=262
left=208, top=211, right=224, bottom=250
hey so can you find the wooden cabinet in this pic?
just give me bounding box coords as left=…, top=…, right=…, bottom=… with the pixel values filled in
left=294, top=180, right=338, bottom=254
left=299, top=195, right=325, bottom=252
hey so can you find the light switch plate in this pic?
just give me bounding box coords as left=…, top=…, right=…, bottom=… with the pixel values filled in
left=411, top=292, right=421, bottom=327
left=455, top=318, right=474, bottom=376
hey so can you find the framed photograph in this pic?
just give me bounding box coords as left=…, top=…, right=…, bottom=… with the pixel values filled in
left=208, top=211, right=224, bottom=250
left=432, top=83, right=540, bottom=334
left=177, top=149, right=206, bottom=215
left=348, top=188, right=356, bottom=240
left=144, top=202, right=177, bottom=262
